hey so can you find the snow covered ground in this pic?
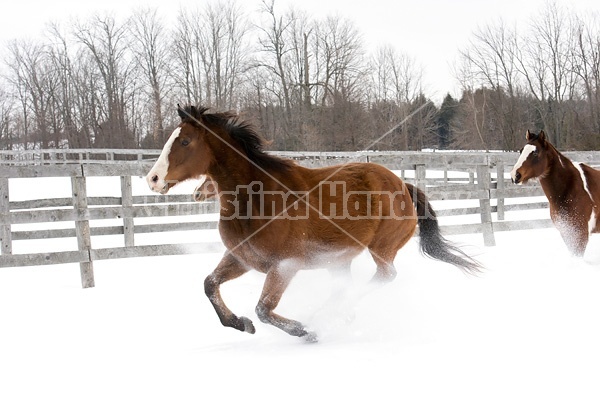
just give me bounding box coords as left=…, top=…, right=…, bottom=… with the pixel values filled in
left=2, top=178, right=600, bottom=399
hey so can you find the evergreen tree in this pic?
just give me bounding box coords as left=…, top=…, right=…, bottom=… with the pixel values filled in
left=436, top=94, right=458, bottom=149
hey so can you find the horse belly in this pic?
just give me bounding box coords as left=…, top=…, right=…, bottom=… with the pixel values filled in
left=280, top=248, right=362, bottom=271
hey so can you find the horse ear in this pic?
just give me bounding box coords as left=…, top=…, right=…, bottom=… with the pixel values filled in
left=526, top=129, right=538, bottom=141
left=538, top=130, right=546, bottom=141
left=177, top=104, right=186, bottom=120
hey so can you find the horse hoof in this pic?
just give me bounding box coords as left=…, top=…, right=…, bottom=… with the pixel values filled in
left=302, top=331, right=318, bottom=343
left=240, top=317, right=256, bottom=334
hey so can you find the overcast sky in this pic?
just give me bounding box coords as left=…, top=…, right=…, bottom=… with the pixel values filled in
left=1, top=0, right=599, bottom=102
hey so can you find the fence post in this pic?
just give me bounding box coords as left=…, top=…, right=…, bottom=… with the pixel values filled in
left=415, top=164, right=426, bottom=190
left=71, top=168, right=95, bottom=288
left=477, top=164, right=496, bottom=246
left=120, top=175, right=135, bottom=247
left=0, top=177, right=12, bottom=255
left=496, top=161, right=505, bottom=221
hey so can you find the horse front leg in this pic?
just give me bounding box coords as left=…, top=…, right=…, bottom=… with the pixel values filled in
left=255, top=265, right=317, bottom=342
left=554, top=216, right=589, bottom=257
left=204, top=252, right=255, bottom=334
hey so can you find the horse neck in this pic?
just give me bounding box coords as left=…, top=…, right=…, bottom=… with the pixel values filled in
left=208, top=147, right=275, bottom=193
left=538, top=146, right=578, bottom=200
left=209, top=161, right=255, bottom=191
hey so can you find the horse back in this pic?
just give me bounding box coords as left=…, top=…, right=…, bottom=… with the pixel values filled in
left=303, top=162, right=417, bottom=231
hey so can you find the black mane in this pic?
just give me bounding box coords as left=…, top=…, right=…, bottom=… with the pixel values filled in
left=178, top=105, right=294, bottom=172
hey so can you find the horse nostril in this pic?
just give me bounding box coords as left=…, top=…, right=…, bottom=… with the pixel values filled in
left=151, top=175, right=159, bottom=183
left=515, top=172, right=521, bottom=182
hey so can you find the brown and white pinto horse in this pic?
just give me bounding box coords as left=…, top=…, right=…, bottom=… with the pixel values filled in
left=511, top=130, right=600, bottom=256
left=147, top=105, right=481, bottom=341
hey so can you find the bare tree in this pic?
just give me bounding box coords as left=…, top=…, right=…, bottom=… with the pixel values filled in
left=257, top=0, right=295, bottom=133
left=515, top=1, right=576, bottom=146
left=255, top=1, right=318, bottom=149
left=312, top=15, right=364, bottom=107
left=572, top=13, right=600, bottom=140
left=0, top=88, right=14, bottom=149
left=171, top=0, right=250, bottom=111
left=171, top=8, right=203, bottom=105
left=5, top=39, right=56, bottom=148
left=73, top=13, right=135, bottom=148
left=368, top=45, right=426, bottom=150
left=370, top=46, right=421, bottom=103
left=45, top=23, right=93, bottom=148
left=129, top=7, right=171, bottom=147
left=458, top=20, right=522, bottom=150
left=1, top=0, right=599, bottom=152
left=199, top=0, right=250, bottom=109
left=310, top=15, right=365, bottom=149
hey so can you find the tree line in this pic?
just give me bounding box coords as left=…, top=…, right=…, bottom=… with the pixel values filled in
left=0, top=0, right=599, bottom=152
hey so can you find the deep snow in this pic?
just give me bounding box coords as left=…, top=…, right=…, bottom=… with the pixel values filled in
left=2, top=177, right=600, bottom=399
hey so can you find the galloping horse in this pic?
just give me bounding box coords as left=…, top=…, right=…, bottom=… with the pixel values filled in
left=511, top=130, right=600, bottom=256
left=147, top=105, right=481, bottom=341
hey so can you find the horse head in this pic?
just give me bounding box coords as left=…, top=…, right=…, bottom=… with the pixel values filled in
left=510, top=130, right=550, bottom=185
left=147, top=105, right=215, bottom=194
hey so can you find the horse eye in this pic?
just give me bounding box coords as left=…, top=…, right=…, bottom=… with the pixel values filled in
left=181, top=139, right=190, bottom=147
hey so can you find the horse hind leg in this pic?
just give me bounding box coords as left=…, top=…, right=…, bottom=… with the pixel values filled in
left=368, top=219, right=415, bottom=283
left=369, top=250, right=398, bottom=283
left=255, top=263, right=317, bottom=342
left=368, top=235, right=413, bottom=283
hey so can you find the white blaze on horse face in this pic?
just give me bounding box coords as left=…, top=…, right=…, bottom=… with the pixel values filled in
left=510, top=144, right=537, bottom=183
left=146, top=127, right=181, bottom=193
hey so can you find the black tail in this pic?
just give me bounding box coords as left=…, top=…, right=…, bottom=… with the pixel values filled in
left=405, top=183, right=482, bottom=275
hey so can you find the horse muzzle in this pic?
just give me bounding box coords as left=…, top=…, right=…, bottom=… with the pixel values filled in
left=510, top=170, right=522, bottom=185
left=147, top=173, right=170, bottom=194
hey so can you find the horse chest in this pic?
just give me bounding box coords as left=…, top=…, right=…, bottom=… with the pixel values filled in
left=547, top=191, right=596, bottom=234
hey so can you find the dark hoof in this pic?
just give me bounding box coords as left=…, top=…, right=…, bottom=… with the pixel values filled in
left=239, top=317, right=256, bottom=334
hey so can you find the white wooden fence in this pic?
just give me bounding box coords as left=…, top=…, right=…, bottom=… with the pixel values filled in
left=2, top=150, right=599, bottom=288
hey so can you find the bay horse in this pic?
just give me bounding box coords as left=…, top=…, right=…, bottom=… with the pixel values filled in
left=511, top=130, right=600, bottom=256
left=147, top=105, right=481, bottom=341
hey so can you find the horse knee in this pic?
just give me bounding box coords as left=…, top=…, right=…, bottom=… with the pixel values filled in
left=255, top=303, right=271, bottom=323
left=204, top=274, right=217, bottom=298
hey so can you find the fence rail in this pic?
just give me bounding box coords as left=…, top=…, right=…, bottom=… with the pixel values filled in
left=2, top=150, right=600, bottom=288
